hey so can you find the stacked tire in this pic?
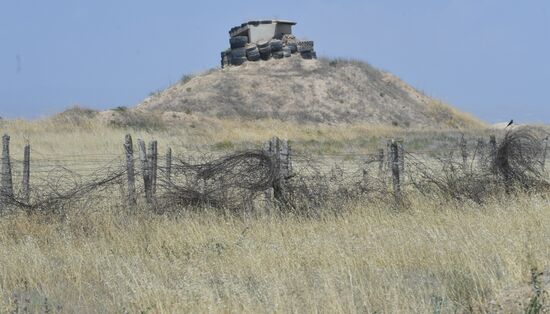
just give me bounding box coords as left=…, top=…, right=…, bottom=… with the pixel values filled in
left=298, top=41, right=317, bottom=60
left=229, top=36, right=247, bottom=49
left=257, top=41, right=271, bottom=60
left=245, top=44, right=260, bottom=62
left=230, top=47, right=247, bottom=66
left=221, top=36, right=317, bottom=67
left=270, top=39, right=284, bottom=59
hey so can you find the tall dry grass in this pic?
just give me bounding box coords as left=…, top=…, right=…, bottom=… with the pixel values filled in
left=0, top=117, right=548, bottom=313
left=0, top=195, right=548, bottom=313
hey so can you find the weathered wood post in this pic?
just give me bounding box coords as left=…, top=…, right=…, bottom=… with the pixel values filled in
left=138, top=139, right=152, bottom=204
left=263, top=137, right=292, bottom=209
left=124, top=135, right=136, bottom=206
left=22, top=144, right=30, bottom=204
left=397, top=140, right=405, bottom=182
left=378, top=148, right=385, bottom=177
left=460, top=135, right=468, bottom=172
left=390, top=140, right=402, bottom=205
left=1, top=134, right=13, bottom=201
left=542, top=136, right=548, bottom=172
left=165, top=147, right=172, bottom=185
left=149, top=141, right=158, bottom=195
left=476, top=139, right=487, bottom=171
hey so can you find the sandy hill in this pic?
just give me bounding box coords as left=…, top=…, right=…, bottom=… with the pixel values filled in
left=134, top=57, right=483, bottom=128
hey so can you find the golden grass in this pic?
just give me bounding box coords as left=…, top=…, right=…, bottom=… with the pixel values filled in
left=0, top=118, right=547, bottom=313
left=0, top=114, right=487, bottom=158
left=0, top=195, right=548, bottom=313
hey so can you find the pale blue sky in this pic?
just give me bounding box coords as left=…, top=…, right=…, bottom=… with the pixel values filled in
left=1, top=0, right=549, bottom=123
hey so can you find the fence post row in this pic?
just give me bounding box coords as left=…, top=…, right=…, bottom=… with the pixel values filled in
left=124, top=135, right=137, bottom=206
left=1, top=134, right=13, bottom=201
left=138, top=139, right=153, bottom=204
left=390, top=140, right=402, bottom=205
left=22, top=144, right=30, bottom=203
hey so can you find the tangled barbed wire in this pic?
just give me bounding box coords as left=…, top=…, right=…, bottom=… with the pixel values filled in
left=0, top=128, right=548, bottom=215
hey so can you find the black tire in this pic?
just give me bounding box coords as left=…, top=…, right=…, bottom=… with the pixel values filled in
left=300, top=51, right=313, bottom=60
left=270, top=39, right=283, bottom=52
left=231, top=56, right=246, bottom=66
left=230, top=48, right=247, bottom=65
left=230, top=36, right=248, bottom=49
left=311, top=51, right=317, bottom=59
left=272, top=50, right=284, bottom=59
left=259, top=45, right=271, bottom=54
left=260, top=50, right=271, bottom=61
left=246, top=48, right=261, bottom=61
left=287, top=43, right=298, bottom=53
left=245, top=44, right=258, bottom=52
left=231, top=47, right=246, bottom=58
left=282, top=46, right=291, bottom=58
left=257, top=40, right=270, bottom=49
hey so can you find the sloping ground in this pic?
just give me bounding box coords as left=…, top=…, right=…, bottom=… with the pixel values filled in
left=135, top=57, right=484, bottom=128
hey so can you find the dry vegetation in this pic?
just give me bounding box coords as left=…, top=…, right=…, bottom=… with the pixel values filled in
left=1, top=195, right=549, bottom=313
left=0, top=116, right=549, bottom=313
left=133, top=57, right=485, bottom=128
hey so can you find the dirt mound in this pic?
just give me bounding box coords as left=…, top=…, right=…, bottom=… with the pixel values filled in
left=135, top=57, right=484, bottom=128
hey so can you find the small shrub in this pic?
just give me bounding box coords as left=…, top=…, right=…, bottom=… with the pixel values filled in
left=211, top=140, right=234, bottom=151
left=180, top=74, right=193, bottom=84
left=112, top=106, right=127, bottom=113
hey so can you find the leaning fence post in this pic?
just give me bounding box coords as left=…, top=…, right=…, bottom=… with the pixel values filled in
left=138, top=139, right=152, bottom=204
left=124, top=135, right=136, bottom=206
left=1, top=134, right=13, bottom=201
left=149, top=141, right=158, bottom=195
left=460, top=135, right=468, bottom=172
left=390, top=140, right=402, bottom=205
left=542, top=136, right=548, bottom=172
left=22, top=144, right=30, bottom=204
left=165, top=147, right=172, bottom=185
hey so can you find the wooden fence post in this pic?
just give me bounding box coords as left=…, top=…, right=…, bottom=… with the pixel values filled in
left=124, top=135, right=136, bottom=206
left=542, top=136, right=548, bottom=172
left=460, top=135, right=468, bottom=172
left=390, top=140, right=402, bottom=205
left=263, top=137, right=292, bottom=209
left=165, top=147, right=172, bottom=185
left=149, top=141, right=158, bottom=195
left=138, top=139, right=152, bottom=204
left=378, top=148, right=385, bottom=177
left=397, top=140, right=405, bottom=182
left=476, top=139, right=486, bottom=170
left=1, top=134, right=13, bottom=200
left=22, top=144, right=30, bottom=204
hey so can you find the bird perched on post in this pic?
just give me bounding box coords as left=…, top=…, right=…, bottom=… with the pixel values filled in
left=506, top=119, right=514, bottom=127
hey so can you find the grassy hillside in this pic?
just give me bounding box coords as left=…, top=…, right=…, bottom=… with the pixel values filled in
left=133, top=57, right=485, bottom=129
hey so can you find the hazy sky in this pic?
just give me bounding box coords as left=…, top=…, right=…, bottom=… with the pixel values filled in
left=1, top=0, right=549, bottom=123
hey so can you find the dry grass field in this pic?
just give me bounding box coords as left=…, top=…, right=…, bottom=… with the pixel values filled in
left=0, top=117, right=549, bottom=313
left=1, top=194, right=549, bottom=313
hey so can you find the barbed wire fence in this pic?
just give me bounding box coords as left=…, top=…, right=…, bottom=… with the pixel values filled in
left=0, top=128, right=548, bottom=216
